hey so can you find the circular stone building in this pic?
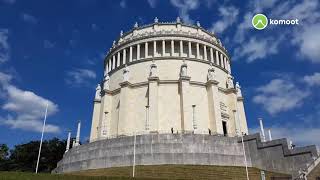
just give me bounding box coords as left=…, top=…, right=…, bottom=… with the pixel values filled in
left=90, top=18, right=248, bottom=141
left=54, top=18, right=318, bottom=178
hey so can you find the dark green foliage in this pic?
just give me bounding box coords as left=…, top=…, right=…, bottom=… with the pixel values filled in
left=0, top=144, right=9, bottom=160
left=0, top=138, right=66, bottom=172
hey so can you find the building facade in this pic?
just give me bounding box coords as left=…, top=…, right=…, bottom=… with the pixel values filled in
left=89, top=18, right=248, bottom=142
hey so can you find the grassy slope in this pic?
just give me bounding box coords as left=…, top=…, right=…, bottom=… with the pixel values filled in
left=0, top=165, right=292, bottom=180
left=71, top=165, right=291, bottom=180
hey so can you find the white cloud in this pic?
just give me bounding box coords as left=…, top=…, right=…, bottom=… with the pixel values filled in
left=147, top=0, right=157, bottom=8
left=65, top=68, right=96, bottom=86
left=21, top=13, right=38, bottom=24
left=170, top=0, right=199, bottom=24
left=0, top=29, right=9, bottom=63
left=292, top=24, right=320, bottom=63
left=253, top=79, right=309, bottom=115
left=234, top=36, right=282, bottom=62
left=303, top=72, right=320, bottom=86
left=232, top=0, right=320, bottom=63
left=120, top=0, right=126, bottom=8
left=250, top=126, right=320, bottom=147
left=210, top=6, right=239, bottom=34
left=44, top=40, right=54, bottom=49
left=280, top=0, right=320, bottom=22
left=0, top=72, right=60, bottom=133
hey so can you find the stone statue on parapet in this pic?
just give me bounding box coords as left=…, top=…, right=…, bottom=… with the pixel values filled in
left=180, top=60, right=188, bottom=77
left=103, top=73, right=110, bottom=90
left=154, top=17, right=158, bottom=23
left=176, top=17, right=181, bottom=23
left=227, top=74, right=234, bottom=88
left=95, top=84, right=101, bottom=100
left=236, top=82, right=242, bottom=97
left=149, top=60, right=157, bottom=77
left=207, top=63, right=215, bottom=81
left=123, top=65, right=130, bottom=82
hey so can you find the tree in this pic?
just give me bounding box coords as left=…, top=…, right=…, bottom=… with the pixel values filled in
left=1, top=138, right=67, bottom=172
left=0, top=144, right=9, bottom=160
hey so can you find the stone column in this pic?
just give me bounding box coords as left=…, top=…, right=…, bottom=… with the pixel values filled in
left=216, top=51, right=220, bottom=66
left=105, top=64, right=109, bottom=75
left=145, top=42, right=148, bottom=58
left=153, top=41, right=157, bottom=57
left=112, top=55, right=116, bottom=69
left=204, top=45, right=207, bottom=60
left=109, top=59, right=112, bottom=72
left=137, top=44, right=140, bottom=60
left=220, top=53, right=224, bottom=68
left=210, top=48, right=214, bottom=63
left=180, top=40, right=183, bottom=57
left=188, top=41, right=192, bottom=58
left=117, top=52, right=120, bottom=67
left=123, top=49, right=126, bottom=65
left=162, top=40, right=165, bottom=56
left=171, top=40, right=174, bottom=56
left=129, top=46, right=133, bottom=62
left=228, top=60, right=231, bottom=73
left=196, top=43, right=200, bottom=59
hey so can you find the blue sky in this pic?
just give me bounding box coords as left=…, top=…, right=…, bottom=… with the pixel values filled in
left=0, top=0, right=319, bottom=148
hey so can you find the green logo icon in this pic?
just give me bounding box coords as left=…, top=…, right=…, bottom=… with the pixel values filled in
left=252, top=14, right=268, bottom=30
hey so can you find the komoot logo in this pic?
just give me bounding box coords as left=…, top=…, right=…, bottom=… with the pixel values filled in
left=252, top=14, right=268, bottom=30
left=252, top=13, right=299, bottom=30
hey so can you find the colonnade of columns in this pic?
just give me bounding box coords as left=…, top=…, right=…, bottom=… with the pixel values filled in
left=105, top=40, right=231, bottom=75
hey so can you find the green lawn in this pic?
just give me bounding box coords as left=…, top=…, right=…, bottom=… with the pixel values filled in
left=0, top=171, right=165, bottom=180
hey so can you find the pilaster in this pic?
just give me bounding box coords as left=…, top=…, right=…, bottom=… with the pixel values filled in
left=237, top=97, right=249, bottom=134
left=148, top=76, right=159, bottom=132
left=118, top=81, right=130, bottom=135
left=179, top=75, right=192, bottom=131
left=206, top=80, right=223, bottom=134
left=89, top=98, right=101, bottom=142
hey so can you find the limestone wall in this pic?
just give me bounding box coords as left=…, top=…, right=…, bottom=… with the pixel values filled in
left=54, top=133, right=318, bottom=176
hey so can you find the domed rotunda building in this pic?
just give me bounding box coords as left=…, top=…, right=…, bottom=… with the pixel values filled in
left=90, top=17, right=248, bottom=141
left=54, top=18, right=318, bottom=178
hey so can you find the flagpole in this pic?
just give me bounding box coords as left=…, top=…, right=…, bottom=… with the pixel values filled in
left=35, top=103, right=48, bottom=174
